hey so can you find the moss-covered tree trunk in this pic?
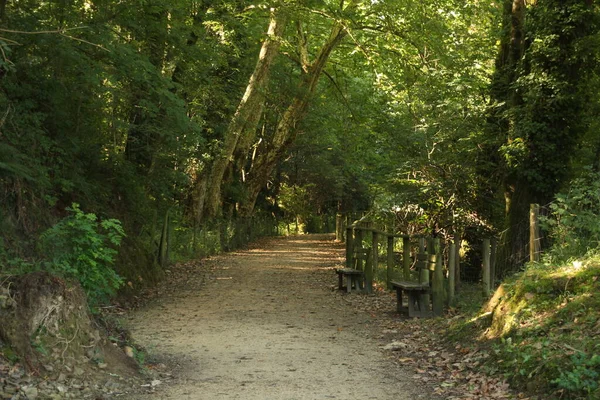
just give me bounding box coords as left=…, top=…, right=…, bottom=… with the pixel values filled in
left=487, top=0, right=598, bottom=273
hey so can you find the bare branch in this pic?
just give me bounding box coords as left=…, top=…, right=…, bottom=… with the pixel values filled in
left=59, top=33, right=110, bottom=52
left=0, top=44, right=12, bottom=66
left=0, top=26, right=110, bottom=52
left=322, top=69, right=356, bottom=118
left=0, top=37, right=21, bottom=45
left=0, top=26, right=86, bottom=34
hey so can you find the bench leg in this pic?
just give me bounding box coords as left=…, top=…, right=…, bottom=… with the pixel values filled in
left=407, top=292, right=418, bottom=317
left=395, top=288, right=403, bottom=313
left=338, top=273, right=343, bottom=291
left=346, top=275, right=352, bottom=293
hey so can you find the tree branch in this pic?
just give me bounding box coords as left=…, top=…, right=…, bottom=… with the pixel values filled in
left=296, top=19, right=309, bottom=72
left=322, top=69, right=356, bottom=119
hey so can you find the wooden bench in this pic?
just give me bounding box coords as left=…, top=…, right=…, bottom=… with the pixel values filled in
left=391, top=280, right=430, bottom=318
left=335, top=268, right=364, bottom=293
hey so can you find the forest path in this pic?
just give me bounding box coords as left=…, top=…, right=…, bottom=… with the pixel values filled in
left=126, top=234, right=433, bottom=400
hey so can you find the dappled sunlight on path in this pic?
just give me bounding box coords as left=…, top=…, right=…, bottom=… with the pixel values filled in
left=126, top=234, right=437, bottom=400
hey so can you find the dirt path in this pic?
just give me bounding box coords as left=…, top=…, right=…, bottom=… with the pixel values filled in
left=126, top=235, right=433, bottom=400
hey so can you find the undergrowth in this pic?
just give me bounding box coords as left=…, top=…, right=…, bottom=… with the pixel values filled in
left=1, top=203, right=125, bottom=310
left=447, top=255, right=600, bottom=399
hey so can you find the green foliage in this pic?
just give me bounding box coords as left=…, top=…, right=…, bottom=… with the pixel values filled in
left=491, top=337, right=552, bottom=379
left=0, top=238, right=39, bottom=276
left=31, top=337, right=49, bottom=357
left=278, top=184, right=313, bottom=228
left=541, top=170, right=600, bottom=261
left=553, top=353, right=600, bottom=397
left=480, top=0, right=600, bottom=272
left=132, top=346, right=147, bottom=367
left=39, top=204, right=125, bottom=307
left=493, top=0, right=599, bottom=199
left=0, top=344, right=19, bottom=363
left=0, top=0, right=264, bottom=283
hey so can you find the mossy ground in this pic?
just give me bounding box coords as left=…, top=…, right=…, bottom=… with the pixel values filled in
left=446, top=256, right=600, bottom=399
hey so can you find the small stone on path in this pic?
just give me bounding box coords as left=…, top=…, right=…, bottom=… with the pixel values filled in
left=383, top=341, right=408, bottom=351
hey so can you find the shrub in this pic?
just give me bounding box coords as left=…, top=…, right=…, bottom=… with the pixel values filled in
left=553, top=353, right=600, bottom=398
left=541, top=169, right=600, bottom=261
left=39, top=203, right=125, bottom=307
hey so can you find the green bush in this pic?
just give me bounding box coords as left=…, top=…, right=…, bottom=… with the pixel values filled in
left=553, top=353, right=600, bottom=398
left=39, top=203, right=125, bottom=307
left=541, top=169, right=600, bottom=261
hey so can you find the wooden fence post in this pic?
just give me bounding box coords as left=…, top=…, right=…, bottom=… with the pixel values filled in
left=345, top=226, right=354, bottom=269
left=427, top=238, right=436, bottom=276
left=530, top=203, right=541, bottom=262
left=432, top=238, right=444, bottom=316
left=448, top=241, right=456, bottom=306
left=372, top=230, right=379, bottom=285
left=482, top=238, right=491, bottom=297
left=455, top=234, right=461, bottom=291
left=418, top=238, right=430, bottom=314
left=355, top=227, right=364, bottom=249
left=403, top=236, right=411, bottom=280
left=387, top=235, right=394, bottom=289
left=336, top=213, right=343, bottom=241
left=490, top=238, right=497, bottom=289
left=159, top=209, right=170, bottom=268
left=364, top=247, right=373, bottom=294
left=355, top=228, right=365, bottom=271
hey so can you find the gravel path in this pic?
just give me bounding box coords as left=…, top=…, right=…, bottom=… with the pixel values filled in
left=126, top=234, right=429, bottom=400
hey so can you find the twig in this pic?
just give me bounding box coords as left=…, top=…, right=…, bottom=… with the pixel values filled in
left=0, top=27, right=86, bottom=34
left=0, top=26, right=110, bottom=52
left=60, top=33, right=110, bottom=52
left=59, top=322, right=80, bottom=361
left=0, top=36, right=21, bottom=45
left=322, top=69, right=356, bottom=118
left=0, top=45, right=10, bottom=65
left=0, top=104, right=11, bottom=130
left=562, top=343, right=585, bottom=354
left=24, top=355, right=40, bottom=376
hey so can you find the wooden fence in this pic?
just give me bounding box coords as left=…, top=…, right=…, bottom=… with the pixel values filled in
left=339, top=217, right=495, bottom=317
left=158, top=215, right=280, bottom=268
left=337, top=204, right=543, bottom=316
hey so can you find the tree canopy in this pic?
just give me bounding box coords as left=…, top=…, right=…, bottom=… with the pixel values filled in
left=1, top=0, right=599, bottom=281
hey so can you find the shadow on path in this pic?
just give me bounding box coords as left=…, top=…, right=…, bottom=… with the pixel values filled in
left=126, top=234, right=430, bottom=400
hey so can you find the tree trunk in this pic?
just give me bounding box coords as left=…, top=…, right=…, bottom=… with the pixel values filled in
left=490, top=0, right=597, bottom=272
left=191, top=174, right=208, bottom=225
left=488, top=0, right=527, bottom=272
left=239, top=21, right=349, bottom=216
left=0, top=0, right=7, bottom=22
left=124, top=2, right=169, bottom=172
left=202, top=8, right=288, bottom=220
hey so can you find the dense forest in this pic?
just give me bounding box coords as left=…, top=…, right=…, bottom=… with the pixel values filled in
left=1, top=0, right=599, bottom=300
left=2, top=1, right=600, bottom=399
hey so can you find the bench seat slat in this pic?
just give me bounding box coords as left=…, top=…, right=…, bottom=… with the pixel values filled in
left=391, top=280, right=429, bottom=291
left=391, top=280, right=430, bottom=318
left=336, top=268, right=364, bottom=275
left=335, top=268, right=364, bottom=293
